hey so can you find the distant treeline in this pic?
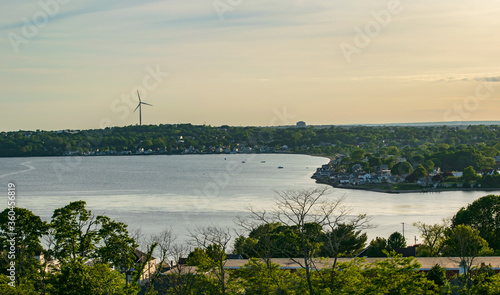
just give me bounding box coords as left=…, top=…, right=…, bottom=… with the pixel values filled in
left=1, top=124, right=499, bottom=169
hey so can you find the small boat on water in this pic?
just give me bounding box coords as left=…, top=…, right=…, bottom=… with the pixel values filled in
left=277, top=166, right=284, bottom=169
left=261, top=161, right=266, bottom=163
left=242, top=161, right=246, bottom=163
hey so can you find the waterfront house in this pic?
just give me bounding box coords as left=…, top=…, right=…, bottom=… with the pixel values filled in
left=361, top=173, right=372, bottom=182
left=379, top=164, right=389, bottom=171
left=125, top=249, right=157, bottom=285
left=338, top=175, right=350, bottom=185
left=351, top=164, right=363, bottom=173
left=482, top=168, right=499, bottom=176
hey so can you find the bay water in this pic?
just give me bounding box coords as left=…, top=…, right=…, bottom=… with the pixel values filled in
left=0, top=154, right=493, bottom=247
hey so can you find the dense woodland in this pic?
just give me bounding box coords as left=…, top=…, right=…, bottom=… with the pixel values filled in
left=0, top=124, right=499, bottom=160
left=1, top=190, right=499, bottom=294
left=2, top=124, right=500, bottom=176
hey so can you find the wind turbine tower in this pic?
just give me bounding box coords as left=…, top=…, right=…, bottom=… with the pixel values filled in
left=134, top=90, right=153, bottom=125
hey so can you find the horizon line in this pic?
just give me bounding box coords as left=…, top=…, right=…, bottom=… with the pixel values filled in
left=3, top=120, right=500, bottom=133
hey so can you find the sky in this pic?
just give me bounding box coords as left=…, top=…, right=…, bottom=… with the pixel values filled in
left=1, top=0, right=500, bottom=131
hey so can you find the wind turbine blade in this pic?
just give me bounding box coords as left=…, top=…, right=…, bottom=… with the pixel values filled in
left=137, top=90, right=141, bottom=102
left=133, top=104, right=140, bottom=112
left=142, top=102, right=153, bottom=106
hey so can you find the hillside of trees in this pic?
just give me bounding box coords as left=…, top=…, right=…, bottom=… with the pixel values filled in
left=1, top=124, right=500, bottom=172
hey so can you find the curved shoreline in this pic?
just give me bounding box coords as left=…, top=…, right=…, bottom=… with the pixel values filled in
left=313, top=178, right=500, bottom=194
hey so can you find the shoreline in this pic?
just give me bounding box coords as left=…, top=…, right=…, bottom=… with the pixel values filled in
left=0, top=151, right=335, bottom=159
left=313, top=178, right=500, bottom=194
left=2, top=152, right=499, bottom=195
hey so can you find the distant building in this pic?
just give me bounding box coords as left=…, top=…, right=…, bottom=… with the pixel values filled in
left=296, top=121, right=306, bottom=127
left=125, top=249, right=157, bottom=285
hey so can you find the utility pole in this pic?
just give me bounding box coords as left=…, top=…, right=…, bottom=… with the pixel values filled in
left=401, top=222, right=405, bottom=241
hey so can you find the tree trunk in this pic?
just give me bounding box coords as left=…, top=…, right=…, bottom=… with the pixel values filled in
left=220, top=260, right=226, bottom=295
left=329, top=255, right=339, bottom=291
left=304, top=260, right=314, bottom=295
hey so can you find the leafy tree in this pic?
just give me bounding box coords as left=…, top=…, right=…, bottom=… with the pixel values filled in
left=452, top=195, right=500, bottom=252
left=234, top=258, right=301, bottom=294
left=0, top=208, right=48, bottom=289
left=426, top=264, right=449, bottom=288
left=365, top=237, right=388, bottom=257
left=0, top=275, right=38, bottom=294
left=385, top=146, right=401, bottom=157
left=49, top=201, right=137, bottom=269
left=96, top=216, right=137, bottom=270
left=413, top=164, right=428, bottom=179
left=387, top=232, right=406, bottom=250
left=391, top=161, right=413, bottom=175
left=47, top=261, right=128, bottom=295
left=319, top=216, right=369, bottom=292
left=383, top=156, right=396, bottom=169
left=323, top=259, right=369, bottom=294
left=478, top=174, right=500, bottom=188
left=318, top=223, right=367, bottom=258
left=444, top=176, right=458, bottom=183
left=424, top=160, right=435, bottom=172
left=188, top=226, right=232, bottom=295
left=351, top=149, right=366, bottom=162
left=48, top=200, right=138, bottom=295
left=368, top=156, right=382, bottom=170
left=428, top=270, right=452, bottom=294
left=469, top=267, right=500, bottom=295
left=413, top=220, right=448, bottom=257
left=233, top=236, right=259, bottom=259
left=442, top=225, right=493, bottom=288
left=462, top=166, right=478, bottom=182
left=409, top=154, right=425, bottom=165
left=49, top=201, right=100, bottom=263
left=234, top=222, right=283, bottom=262
left=364, top=254, right=439, bottom=294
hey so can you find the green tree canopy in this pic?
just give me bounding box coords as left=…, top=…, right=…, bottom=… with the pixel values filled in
left=368, top=157, right=382, bottom=170
left=387, top=232, right=406, bottom=250
left=391, top=161, right=413, bottom=175
left=423, top=160, right=435, bottom=172
left=462, top=166, right=478, bottom=182
left=46, top=261, right=128, bottom=295
left=365, top=237, right=388, bottom=257
left=412, top=164, right=428, bottom=179
left=0, top=208, right=48, bottom=288
left=452, top=194, right=500, bottom=252
left=50, top=201, right=137, bottom=269
left=351, top=149, right=366, bottom=162
left=443, top=225, right=493, bottom=274
left=413, top=221, right=447, bottom=257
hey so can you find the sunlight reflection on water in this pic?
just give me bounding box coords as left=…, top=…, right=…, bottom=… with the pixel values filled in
left=0, top=154, right=495, bottom=247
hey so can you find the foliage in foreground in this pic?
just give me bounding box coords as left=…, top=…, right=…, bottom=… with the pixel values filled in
left=1, top=194, right=500, bottom=294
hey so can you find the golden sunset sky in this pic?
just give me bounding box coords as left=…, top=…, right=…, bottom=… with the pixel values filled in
left=1, top=0, right=500, bottom=131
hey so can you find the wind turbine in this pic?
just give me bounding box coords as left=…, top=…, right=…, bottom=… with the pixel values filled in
left=134, top=90, right=153, bottom=126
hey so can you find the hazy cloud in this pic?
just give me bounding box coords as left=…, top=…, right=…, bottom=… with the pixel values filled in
left=475, top=76, right=500, bottom=82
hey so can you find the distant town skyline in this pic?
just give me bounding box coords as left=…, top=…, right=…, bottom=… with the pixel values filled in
left=1, top=0, right=500, bottom=132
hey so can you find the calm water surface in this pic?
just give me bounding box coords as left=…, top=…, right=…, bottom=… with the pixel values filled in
left=0, top=154, right=494, bottom=245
